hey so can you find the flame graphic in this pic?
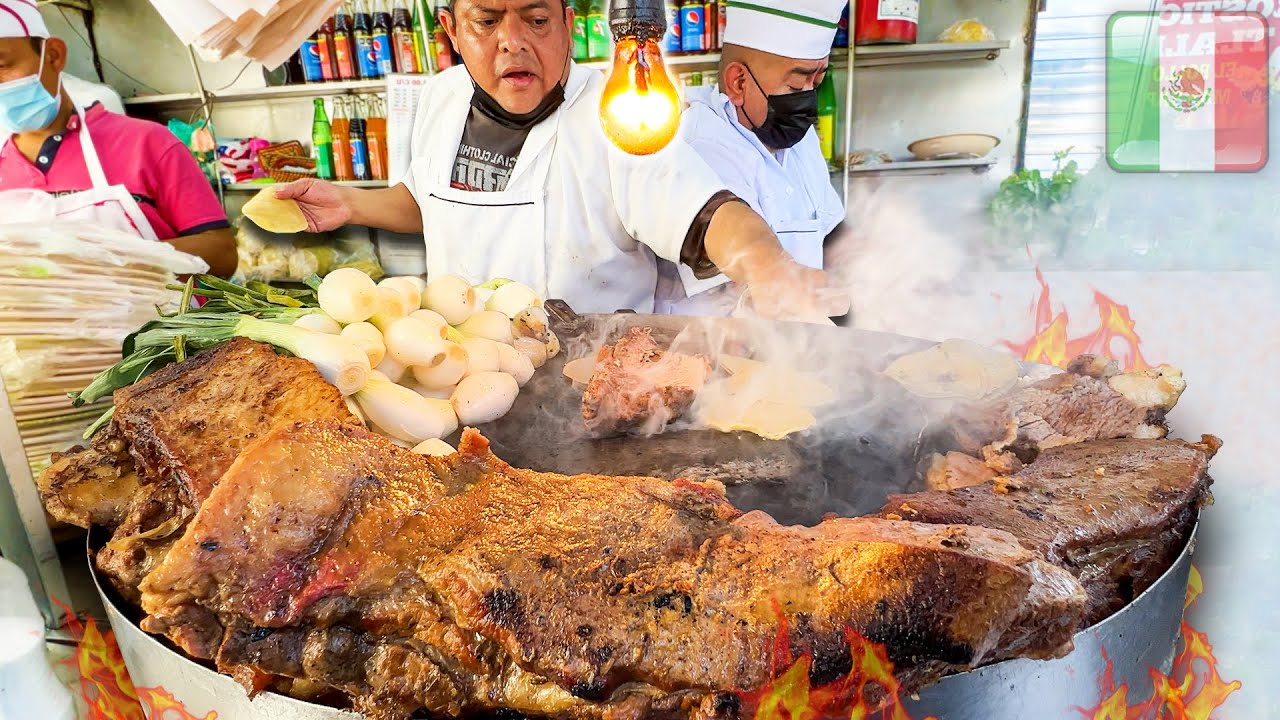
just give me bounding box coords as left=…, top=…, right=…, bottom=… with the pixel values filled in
left=738, top=611, right=937, bottom=720
left=1002, top=267, right=1152, bottom=372
left=54, top=599, right=216, bottom=720
left=1077, top=567, right=1241, bottom=720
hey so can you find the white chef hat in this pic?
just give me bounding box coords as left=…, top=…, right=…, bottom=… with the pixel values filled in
left=0, top=0, right=49, bottom=39
left=723, top=0, right=846, bottom=61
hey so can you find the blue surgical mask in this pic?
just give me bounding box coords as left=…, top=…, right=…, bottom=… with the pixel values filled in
left=0, top=42, right=61, bottom=135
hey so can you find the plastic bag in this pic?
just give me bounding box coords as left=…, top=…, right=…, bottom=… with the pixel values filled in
left=938, top=19, right=996, bottom=43
left=233, top=216, right=384, bottom=283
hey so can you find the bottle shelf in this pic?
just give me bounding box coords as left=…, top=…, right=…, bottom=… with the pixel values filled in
left=124, top=41, right=1009, bottom=112
left=125, top=78, right=390, bottom=110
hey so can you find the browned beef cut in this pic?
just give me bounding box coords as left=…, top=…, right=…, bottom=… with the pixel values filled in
left=581, top=328, right=711, bottom=436
left=138, top=420, right=1085, bottom=720
left=39, top=338, right=357, bottom=600
left=883, top=435, right=1218, bottom=626
left=40, top=425, right=140, bottom=529
left=110, top=336, right=357, bottom=506
left=924, top=355, right=1188, bottom=490
left=925, top=452, right=997, bottom=491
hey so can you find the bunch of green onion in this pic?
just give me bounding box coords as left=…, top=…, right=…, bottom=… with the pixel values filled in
left=74, top=275, right=368, bottom=438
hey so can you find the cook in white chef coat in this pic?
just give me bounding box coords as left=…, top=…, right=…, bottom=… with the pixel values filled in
left=279, top=0, right=847, bottom=320
left=657, top=0, right=847, bottom=317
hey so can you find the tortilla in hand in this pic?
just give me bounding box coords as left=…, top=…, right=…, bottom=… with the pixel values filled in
left=242, top=188, right=308, bottom=234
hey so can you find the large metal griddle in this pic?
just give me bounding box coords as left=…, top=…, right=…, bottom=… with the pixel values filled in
left=471, top=302, right=969, bottom=524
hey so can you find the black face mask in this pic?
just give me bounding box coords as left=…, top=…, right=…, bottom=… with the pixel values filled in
left=741, top=65, right=818, bottom=150
left=470, top=80, right=566, bottom=130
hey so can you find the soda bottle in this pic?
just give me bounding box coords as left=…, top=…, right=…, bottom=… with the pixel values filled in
left=833, top=3, right=850, bottom=48
left=392, top=0, right=419, bottom=73
left=717, top=0, right=726, bottom=50
left=816, top=71, right=837, bottom=165
left=366, top=97, right=389, bottom=181
left=313, top=98, right=335, bottom=180
left=586, top=0, right=609, bottom=61
left=331, top=97, right=355, bottom=181
left=301, top=35, right=325, bottom=82
left=663, top=1, right=682, bottom=54
left=284, top=49, right=307, bottom=84
left=679, top=0, right=704, bottom=54
left=704, top=2, right=715, bottom=51
left=355, top=0, right=380, bottom=78
left=434, top=1, right=455, bottom=70
left=349, top=98, right=372, bottom=181
left=333, top=3, right=358, bottom=80
left=373, top=0, right=396, bottom=74
left=412, top=0, right=432, bottom=73
left=572, top=1, right=589, bottom=62
left=317, top=15, right=339, bottom=81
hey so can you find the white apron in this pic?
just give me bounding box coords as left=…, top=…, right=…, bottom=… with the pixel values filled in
left=0, top=103, right=158, bottom=240
left=415, top=88, right=567, bottom=295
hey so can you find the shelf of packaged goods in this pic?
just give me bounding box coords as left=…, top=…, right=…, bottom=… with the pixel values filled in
left=832, top=157, right=998, bottom=178
left=223, top=180, right=389, bottom=191
left=852, top=41, right=1010, bottom=67
left=124, top=79, right=391, bottom=111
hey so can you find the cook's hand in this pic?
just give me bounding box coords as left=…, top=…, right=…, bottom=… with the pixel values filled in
left=740, top=259, right=851, bottom=324
left=274, top=179, right=353, bottom=233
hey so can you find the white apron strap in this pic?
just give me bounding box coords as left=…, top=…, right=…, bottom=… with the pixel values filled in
left=73, top=103, right=111, bottom=191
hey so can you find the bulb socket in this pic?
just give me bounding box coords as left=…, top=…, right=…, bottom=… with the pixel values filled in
left=609, top=0, right=666, bottom=42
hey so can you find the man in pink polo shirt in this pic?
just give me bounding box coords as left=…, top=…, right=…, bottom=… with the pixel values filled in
left=0, top=0, right=236, bottom=276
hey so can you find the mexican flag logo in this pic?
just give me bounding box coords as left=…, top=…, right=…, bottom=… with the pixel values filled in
left=1107, top=10, right=1269, bottom=173
left=1162, top=67, right=1212, bottom=113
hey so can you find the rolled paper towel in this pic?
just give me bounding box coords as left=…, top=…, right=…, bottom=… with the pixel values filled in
left=0, top=558, right=75, bottom=720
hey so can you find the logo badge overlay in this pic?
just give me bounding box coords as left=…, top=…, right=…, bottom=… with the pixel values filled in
left=1107, top=10, right=1269, bottom=173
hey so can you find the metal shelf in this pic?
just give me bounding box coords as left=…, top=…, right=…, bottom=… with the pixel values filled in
left=214, top=78, right=387, bottom=103
left=581, top=52, right=723, bottom=71
left=222, top=180, right=388, bottom=191
left=853, top=41, right=1010, bottom=67
left=838, top=157, right=998, bottom=177
left=122, top=91, right=203, bottom=108
left=580, top=41, right=1007, bottom=72
left=124, top=78, right=389, bottom=110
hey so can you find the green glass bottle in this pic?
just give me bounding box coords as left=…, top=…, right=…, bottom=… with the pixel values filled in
left=586, top=0, right=609, bottom=62
left=312, top=98, right=335, bottom=180
left=411, top=0, right=430, bottom=73
left=816, top=71, right=837, bottom=165
left=572, top=1, right=589, bottom=62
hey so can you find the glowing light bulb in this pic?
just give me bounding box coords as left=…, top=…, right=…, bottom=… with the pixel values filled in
left=599, top=38, right=681, bottom=156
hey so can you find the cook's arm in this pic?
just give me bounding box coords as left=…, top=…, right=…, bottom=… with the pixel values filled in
left=168, top=227, right=238, bottom=278
left=701, top=201, right=850, bottom=321
left=275, top=181, right=423, bottom=234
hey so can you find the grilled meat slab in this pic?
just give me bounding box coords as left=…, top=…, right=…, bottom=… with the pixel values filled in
left=884, top=435, right=1218, bottom=625
left=927, top=355, right=1187, bottom=489
left=39, top=338, right=357, bottom=599
left=138, top=420, right=1085, bottom=720
left=111, top=336, right=357, bottom=506
left=582, top=328, right=711, bottom=436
